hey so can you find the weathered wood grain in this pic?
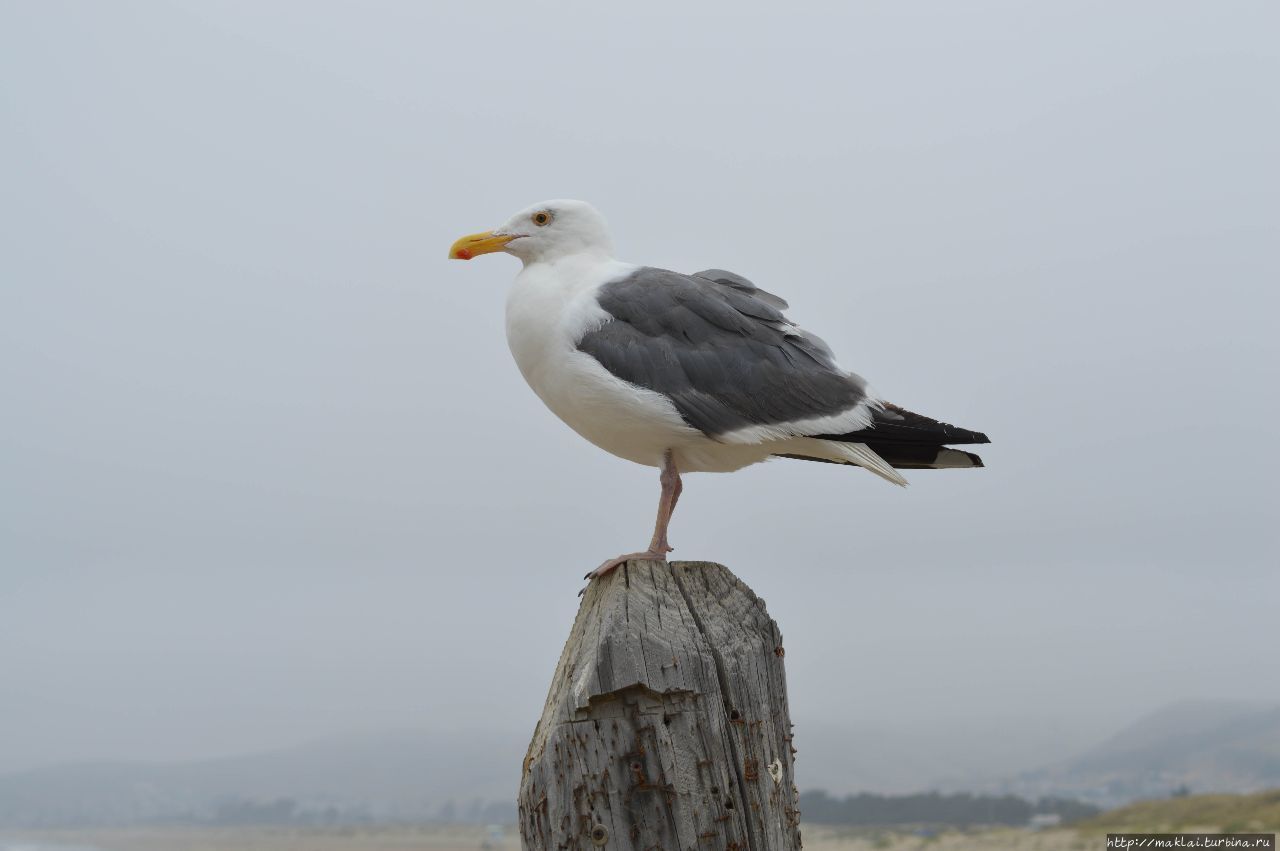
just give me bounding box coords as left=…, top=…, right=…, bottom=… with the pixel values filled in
left=518, top=560, right=800, bottom=851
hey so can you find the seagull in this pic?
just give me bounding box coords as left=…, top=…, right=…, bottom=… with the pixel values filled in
left=449, top=200, right=989, bottom=581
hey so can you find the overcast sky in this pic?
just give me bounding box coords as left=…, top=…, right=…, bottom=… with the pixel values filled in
left=2, top=1, right=1277, bottom=778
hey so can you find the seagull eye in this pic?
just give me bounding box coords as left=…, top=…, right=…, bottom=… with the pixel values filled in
left=532, top=211, right=553, bottom=227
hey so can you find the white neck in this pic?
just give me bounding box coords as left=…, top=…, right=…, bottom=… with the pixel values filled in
left=518, top=245, right=614, bottom=270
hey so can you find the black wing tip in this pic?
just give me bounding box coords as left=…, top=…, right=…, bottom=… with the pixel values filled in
left=866, top=403, right=991, bottom=446
left=930, top=427, right=991, bottom=445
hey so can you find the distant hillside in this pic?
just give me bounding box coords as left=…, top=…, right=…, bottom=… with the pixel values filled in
left=0, top=728, right=525, bottom=828
left=3, top=702, right=1277, bottom=828
left=0, top=714, right=1104, bottom=829
left=800, top=789, right=1099, bottom=827
left=798, top=716, right=1105, bottom=795
left=1002, top=701, right=1280, bottom=807
left=1078, top=788, right=1280, bottom=833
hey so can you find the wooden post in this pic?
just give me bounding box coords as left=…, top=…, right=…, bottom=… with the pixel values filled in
left=518, top=560, right=801, bottom=851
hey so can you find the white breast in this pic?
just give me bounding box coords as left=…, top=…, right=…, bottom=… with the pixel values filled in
left=504, top=258, right=703, bottom=469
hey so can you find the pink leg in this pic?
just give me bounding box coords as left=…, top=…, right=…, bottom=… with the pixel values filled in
left=649, top=453, right=682, bottom=554
left=584, top=451, right=683, bottom=582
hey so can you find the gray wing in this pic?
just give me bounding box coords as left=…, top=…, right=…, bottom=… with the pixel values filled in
left=577, top=267, right=870, bottom=439
left=692, top=268, right=789, bottom=310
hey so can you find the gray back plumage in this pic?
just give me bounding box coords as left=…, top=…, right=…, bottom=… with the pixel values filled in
left=577, top=267, right=869, bottom=438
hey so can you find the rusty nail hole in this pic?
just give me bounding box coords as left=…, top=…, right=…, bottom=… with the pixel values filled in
left=729, top=709, right=741, bottom=721
left=725, top=798, right=735, bottom=809
left=590, top=824, right=609, bottom=845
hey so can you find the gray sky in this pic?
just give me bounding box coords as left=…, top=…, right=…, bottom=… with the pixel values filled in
left=2, top=0, right=1277, bottom=777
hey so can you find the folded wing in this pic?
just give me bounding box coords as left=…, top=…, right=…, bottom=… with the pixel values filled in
left=577, top=266, right=877, bottom=443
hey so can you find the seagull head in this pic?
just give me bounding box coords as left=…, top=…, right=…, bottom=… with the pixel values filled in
left=449, top=199, right=614, bottom=265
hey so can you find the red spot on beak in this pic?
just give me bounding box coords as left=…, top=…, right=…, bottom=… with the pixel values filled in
left=456, top=248, right=473, bottom=260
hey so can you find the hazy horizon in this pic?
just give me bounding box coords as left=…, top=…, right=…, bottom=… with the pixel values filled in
left=2, top=0, right=1277, bottom=786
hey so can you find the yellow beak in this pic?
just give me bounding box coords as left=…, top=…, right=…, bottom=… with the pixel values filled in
left=448, top=230, right=517, bottom=260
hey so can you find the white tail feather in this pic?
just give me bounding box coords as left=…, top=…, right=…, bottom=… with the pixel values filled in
left=822, top=441, right=909, bottom=486
left=931, top=448, right=980, bottom=469
left=778, top=438, right=908, bottom=486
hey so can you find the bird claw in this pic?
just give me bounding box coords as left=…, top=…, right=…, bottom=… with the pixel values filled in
left=581, top=550, right=671, bottom=583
